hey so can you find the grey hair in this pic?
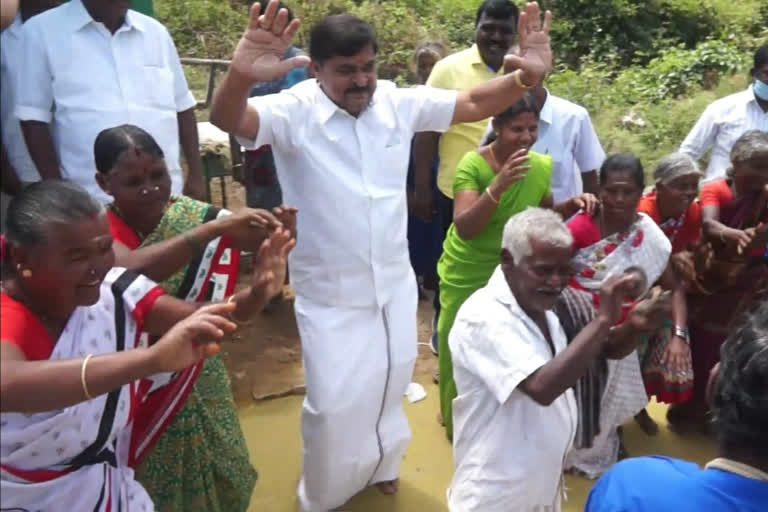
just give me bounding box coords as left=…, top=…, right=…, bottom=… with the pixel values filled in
left=730, top=130, right=768, bottom=167
left=5, top=180, right=104, bottom=252
left=653, top=152, right=702, bottom=185
left=501, top=207, right=573, bottom=263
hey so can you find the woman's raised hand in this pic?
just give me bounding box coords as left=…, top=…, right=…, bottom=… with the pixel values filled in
left=250, top=226, right=296, bottom=300
left=490, top=148, right=530, bottom=198
left=230, top=1, right=311, bottom=84
left=221, top=208, right=282, bottom=251
left=149, top=302, right=238, bottom=373
left=272, top=205, right=298, bottom=239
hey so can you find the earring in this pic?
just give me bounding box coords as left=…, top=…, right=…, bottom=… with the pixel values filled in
left=21, top=269, right=32, bottom=278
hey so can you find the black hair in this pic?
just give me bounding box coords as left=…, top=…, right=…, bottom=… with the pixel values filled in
left=475, top=0, right=520, bottom=27
left=94, top=124, right=164, bottom=174
left=713, top=301, right=768, bottom=459
left=753, top=44, right=768, bottom=73
left=494, top=93, right=541, bottom=124
left=309, top=14, right=378, bottom=64
left=599, top=153, right=645, bottom=190
left=484, top=93, right=540, bottom=145
left=2, top=181, right=103, bottom=269
left=252, top=1, right=293, bottom=21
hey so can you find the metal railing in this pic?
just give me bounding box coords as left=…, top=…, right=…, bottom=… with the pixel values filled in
left=180, top=57, right=244, bottom=181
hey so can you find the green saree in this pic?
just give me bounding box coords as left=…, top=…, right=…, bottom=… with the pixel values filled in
left=108, top=195, right=257, bottom=511
left=437, top=150, right=552, bottom=439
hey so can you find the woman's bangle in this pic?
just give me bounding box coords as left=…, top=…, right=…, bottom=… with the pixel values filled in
left=226, top=294, right=256, bottom=326
left=485, top=187, right=499, bottom=204
left=81, top=354, right=94, bottom=401
left=673, top=325, right=690, bottom=344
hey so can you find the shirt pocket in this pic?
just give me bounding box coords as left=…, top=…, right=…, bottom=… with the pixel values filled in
left=142, top=65, right=176, bottom=110
left=375, top=136, right=409, bottom=193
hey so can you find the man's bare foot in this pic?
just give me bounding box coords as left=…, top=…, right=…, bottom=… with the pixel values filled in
left=376, top=479, right=399, bottom=495
left=634, top=409, right=659, bottom=436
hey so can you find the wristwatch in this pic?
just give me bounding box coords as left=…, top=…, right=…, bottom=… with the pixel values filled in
left=673, top=325, right=690, bottom=344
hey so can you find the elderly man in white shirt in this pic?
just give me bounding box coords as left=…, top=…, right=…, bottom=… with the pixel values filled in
left=210, top=1, right=555, bottom=510
left=15, top=0, right=205, bottom=203
left=448, top=208, right=648, bottom=512
left=680, top=44, right=768, bottom=181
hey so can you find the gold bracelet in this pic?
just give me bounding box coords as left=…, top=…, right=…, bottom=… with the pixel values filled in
left=513, top=69, right=535, bottom=90
left=81, top=354, right=94, bottom=401
left=485, top=187, right=499, bottom=204
left=226, top=294, right=257, bottom=326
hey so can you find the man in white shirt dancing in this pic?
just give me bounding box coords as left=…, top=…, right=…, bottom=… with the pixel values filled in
left=210, top=1, right=554, bottom=510
left=448, top=208, right=662, bottom=511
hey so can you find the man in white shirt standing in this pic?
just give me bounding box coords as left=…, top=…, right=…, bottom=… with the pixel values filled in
left=448, top=208, right=645, bottom=512
left=680, top=44, right=768, bottom=181
left=15, top=0, right=206, bottom=203
left=0, top=0, right=59, bottom=232
left=210, top=1, right=554, bottom=510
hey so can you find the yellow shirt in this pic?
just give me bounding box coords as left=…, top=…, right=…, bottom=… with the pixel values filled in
left=426, top=44, right=503, bottom=198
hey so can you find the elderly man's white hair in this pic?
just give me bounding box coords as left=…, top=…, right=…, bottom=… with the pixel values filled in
left=502, top=207, right=573, bottom=263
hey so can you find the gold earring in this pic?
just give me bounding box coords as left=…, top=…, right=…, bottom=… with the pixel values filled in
left=21, top=269, right=32, bottom=278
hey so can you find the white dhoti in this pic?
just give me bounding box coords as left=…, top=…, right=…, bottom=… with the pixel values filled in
left=295, top=276, right=418, bottom=511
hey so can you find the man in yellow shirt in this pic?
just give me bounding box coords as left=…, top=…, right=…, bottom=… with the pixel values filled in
left=411, top=0, right=518, bottom=354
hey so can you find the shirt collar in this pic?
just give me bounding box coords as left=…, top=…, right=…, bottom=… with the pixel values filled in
left=4, top=13, right=22, bottom=38
left=67, top=0, right=144, bottom=32
left=469, top=44, right=505, bottom=75
left=538, top=88, right=553, bottom=125
left=314, top=80, right=376, bottom=124
left=488, top=266, right=517, bottom=307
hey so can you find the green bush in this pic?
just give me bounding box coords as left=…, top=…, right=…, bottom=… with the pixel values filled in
left=538, top=0, right=721, bottom=68
left=157, top=0, right=248, bottom=59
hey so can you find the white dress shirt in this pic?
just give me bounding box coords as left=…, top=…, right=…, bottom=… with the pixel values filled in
left=481, top=91, right=605, bottom=203
left=15, top=0, right=196, bottom=202
left=680, top=86, right=768, bottom=180
left=238, top=80, right=456, bottom=308
left=449, top=267, right=577, bottom=512
left=1, top=15, right=38, bottom=183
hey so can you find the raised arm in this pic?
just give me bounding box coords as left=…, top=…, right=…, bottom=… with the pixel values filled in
left=520, top=274, right=636, bottom=406
left=142, top=226, right=295, bottom=335
left=1, top=303, right=236, bottom=413
left=452, top=3, right=552, bottom=124
left=453, top=149, right=529, bottom=239
left=112, top=208, right=281, bottom=283
left=210, top=1, right=309, bottom=139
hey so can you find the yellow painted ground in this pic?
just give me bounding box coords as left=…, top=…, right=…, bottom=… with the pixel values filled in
left=240, top=377, right=716, bottom=512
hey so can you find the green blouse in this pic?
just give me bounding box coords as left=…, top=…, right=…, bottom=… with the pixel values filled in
left=438, top=149, right=552, bottom=289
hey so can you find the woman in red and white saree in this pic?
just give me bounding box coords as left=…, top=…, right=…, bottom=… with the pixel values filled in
left=557, top=154, right=672, bottom=478
left=0, top=181, right=293, bottom=510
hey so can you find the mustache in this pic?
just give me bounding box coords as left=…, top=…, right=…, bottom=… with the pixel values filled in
left=536, top=287, right=563, bottom=295
left=345, top=87, right=371, bottom=95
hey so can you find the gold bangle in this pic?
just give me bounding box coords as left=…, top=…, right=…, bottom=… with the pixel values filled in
left=81, top=354, right=94, bottom=401
left=226, top=294, right=256, bottom=326
left=485, top=187, right=499, bottom=204
left=513, top=69, right=535, bottom=90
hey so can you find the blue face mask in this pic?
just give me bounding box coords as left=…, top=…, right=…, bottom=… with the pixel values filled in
left=754, top=79, right=768, bottom=101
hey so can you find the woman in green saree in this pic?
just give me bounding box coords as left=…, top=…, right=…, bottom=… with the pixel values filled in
left=437, top=95, right=598, bottom=439
left=93, top=124, right=296, bottom=511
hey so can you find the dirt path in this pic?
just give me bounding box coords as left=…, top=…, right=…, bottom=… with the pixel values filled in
left=212, top=177, right=438, bottom=406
